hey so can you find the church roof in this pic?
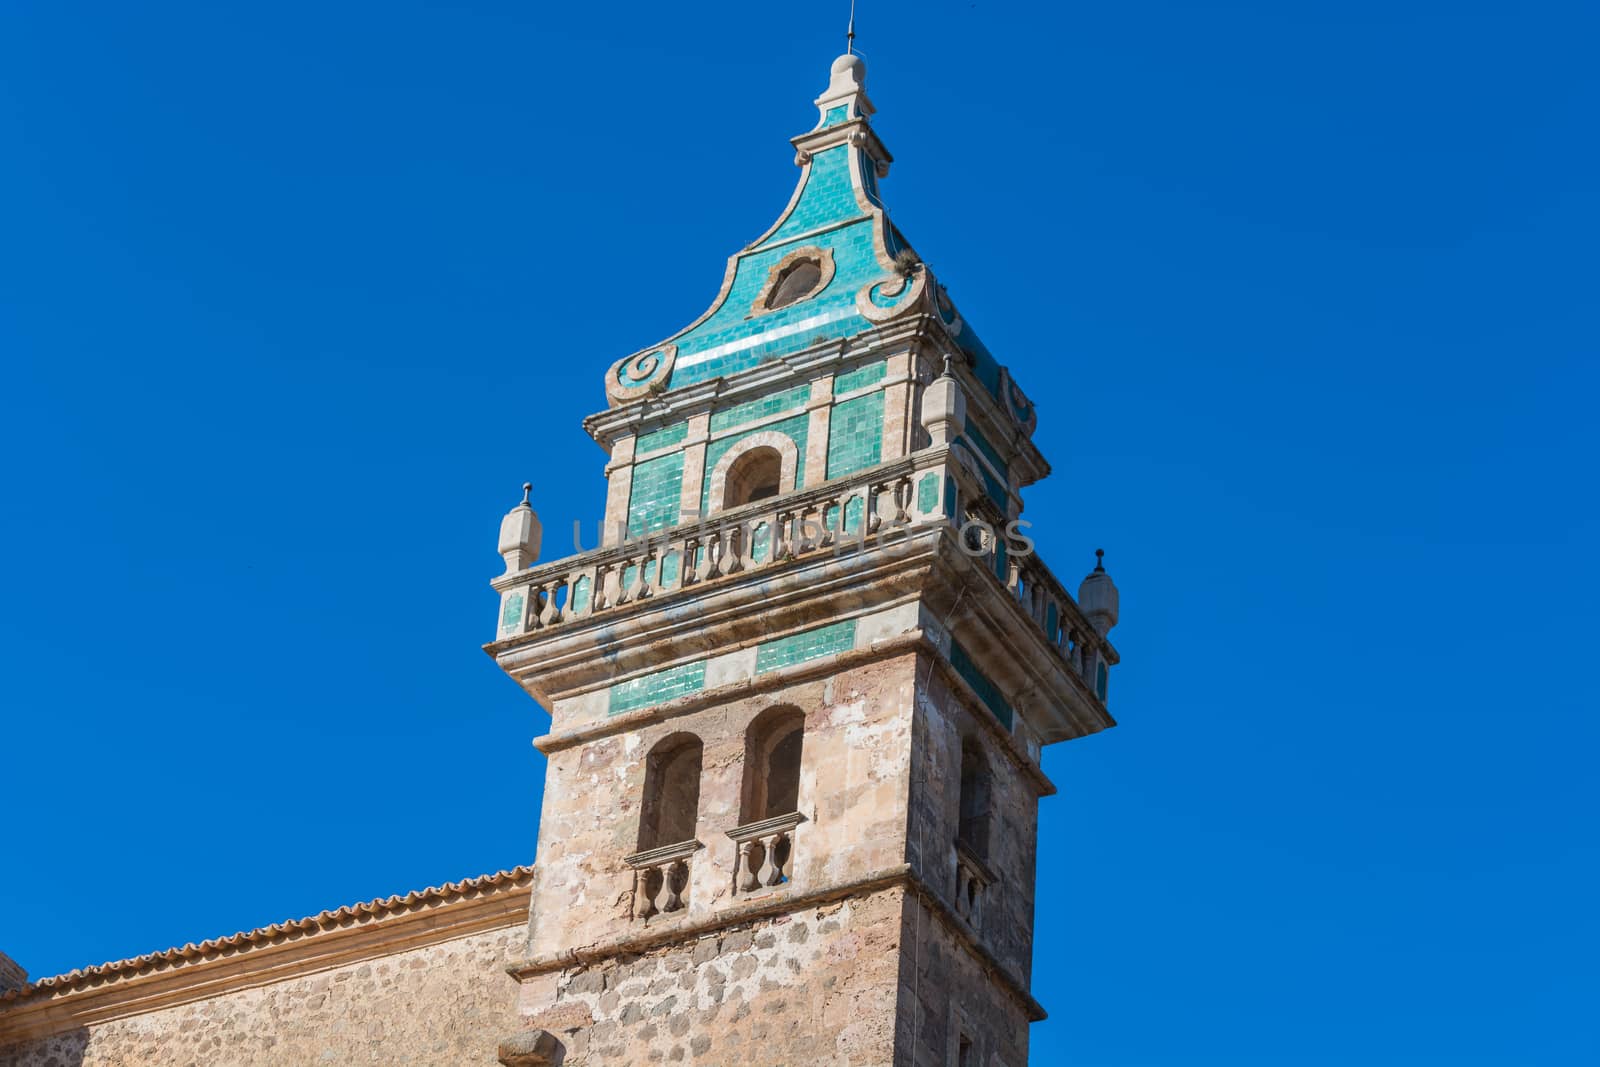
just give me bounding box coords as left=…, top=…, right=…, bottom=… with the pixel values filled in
left=0, top=865, right=534, bottom=1007
left=604, top=54, right=1029, bottom=432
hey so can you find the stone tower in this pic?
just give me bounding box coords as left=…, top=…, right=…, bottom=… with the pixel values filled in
left=488, top=53, right=1120, bottom=1067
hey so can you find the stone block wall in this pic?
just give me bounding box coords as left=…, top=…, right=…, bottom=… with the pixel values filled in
left=909, top=651, right=1043, bottom=984
left=520, top=889, right=905, bottom=1066
left=524, top=653, right=920, bottom=963
left=895, top=891, right=1033, bottom=1067
left=0, top=925, right=524, bottom=1067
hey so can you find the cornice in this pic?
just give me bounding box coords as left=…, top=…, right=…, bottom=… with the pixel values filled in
left=505, top=863, right=1046, bottom=1024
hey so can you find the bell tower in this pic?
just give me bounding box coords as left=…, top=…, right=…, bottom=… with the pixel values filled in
left=488, top=53, right=1120, bottom=1067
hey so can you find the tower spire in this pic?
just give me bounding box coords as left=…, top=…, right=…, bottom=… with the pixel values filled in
left=847, top=0, right=857, bottom=54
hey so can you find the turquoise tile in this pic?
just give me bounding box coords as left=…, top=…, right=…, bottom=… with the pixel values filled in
left=636, top=422, right=688, bottom=454
left=949, top=640, right=1014, bottom=730
left=756, top=619, right=857, bottom=674
left=609, top=660, right=707, bottom=715
left=627, top=451, right=686, bottom=539
left=825, top=390, right=884, bottom=479
left=834, top=359, right=886, bottom=394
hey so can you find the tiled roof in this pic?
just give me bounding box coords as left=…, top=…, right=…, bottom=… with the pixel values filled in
left=0, top=865, right=534, bottom=1006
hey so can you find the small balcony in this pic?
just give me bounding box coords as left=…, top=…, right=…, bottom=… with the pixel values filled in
left=624, top=839, right=702, bottom=921
left=953, top=840, right=995, bottom=930
left=727, top=811, right=806, bottom=895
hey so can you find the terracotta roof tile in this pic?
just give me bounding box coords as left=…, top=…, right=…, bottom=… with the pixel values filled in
left=0, top=865, right=534, bottom=1007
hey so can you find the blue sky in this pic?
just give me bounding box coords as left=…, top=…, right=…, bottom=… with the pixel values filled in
left=2, top=2, right=1595, bottom=1063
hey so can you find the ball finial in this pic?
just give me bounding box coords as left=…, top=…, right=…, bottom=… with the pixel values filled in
left=1094, top=548, right=1105, bottom=573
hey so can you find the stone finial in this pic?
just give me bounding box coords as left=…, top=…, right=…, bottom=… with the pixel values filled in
left=825, top=53, right=866, bottom=97
left=814, top=52, right=876, bottom=120
left=1078, top=548, right=1119, bottom=635
left=0, top=951, right=28, bottom=995
left=498, top=483, right=543, bottom=576
left=920, top=353, right=966, bottom=448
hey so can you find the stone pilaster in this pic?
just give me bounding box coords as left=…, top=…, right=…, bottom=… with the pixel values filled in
left=880, top=350, right=915, bottom=462
left=601, top=436, right=637, bottom=547
left=677, top=412, right=712, bottom=524
left=803, top=373, right=834, bottom=485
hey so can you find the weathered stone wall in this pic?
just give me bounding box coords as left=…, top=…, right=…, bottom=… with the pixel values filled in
left=523, top=889, right=905, bottom=1066
left=895, top=892, right=1032, bottom=1067
left=909, top=651, right=1042, bottom=983
left=525, top=652, right=920, bottom=963
left=0, top=924, right=523, bottom=1067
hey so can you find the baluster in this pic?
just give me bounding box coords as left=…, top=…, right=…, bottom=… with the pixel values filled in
left=591, top=565, right=611, bottom=612
left=539, top=580, right=562, bottom=626
left=737, top=841, right=761, bottom=893
left=634, top=869, right=656, bottom=920
left=796, top=508, right=818, bottom=553
left=894, top=476, right=912, bottom=523
left=727, top=525, right=744, bottom=574
left=757, top=833, right=781, bottom=886
left=652, top=863, right=676, bottom=914
left=659, top=860, right=686, bottom=913
left=697, top=532, right=720, bottom=582
left=774, top=830, right=793, bottom=882
left=636, top=550, right=655, bottom=599
left=679, top=538, right=698, bottom=587
left=772, top=512, right=792, bottom=561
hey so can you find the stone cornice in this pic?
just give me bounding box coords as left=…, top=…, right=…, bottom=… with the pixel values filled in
left=489, top=487, right=1114, bottom=751
left=526, top=629, right=1057, bottom=800
left=0, top=868, right=534, bottom=1045
left=504, top=864, right=1046, bottom=1024
left=791, top=118, right=893, bottom=174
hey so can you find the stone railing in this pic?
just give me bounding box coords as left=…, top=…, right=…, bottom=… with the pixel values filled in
left=952, top=840, right=995, bottom=929
left=624, top=840, right=702, bottom=921
left=492, top=448, right=1112, bottom=703
left=953, top=477, right=1109, bottom=696
left=494, top=461, right=922, bottom=642
left=728, top=811, right=805, bottom=895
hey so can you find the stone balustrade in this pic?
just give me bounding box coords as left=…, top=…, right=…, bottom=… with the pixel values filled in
left=494, top=462, right=920, bottom=641
left=624, top=840, right=702, bottom=921
left=493, top=451, right=1114, bottom=706
left=955, top=487, right=1111, bottom=699
left=728, top=812, right=805, bottom=895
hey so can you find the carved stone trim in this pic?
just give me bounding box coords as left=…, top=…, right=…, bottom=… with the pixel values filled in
left=751, top=245, right=836, bottom=317
left=605, top=343, right=678, bottom=408
left=725, top=810, right=806, bottom=843
left=704, top=429, right=801, bottom=514
left=623, top=838, right=704, bottom=869
left=855, top=268, right=928, bottom=323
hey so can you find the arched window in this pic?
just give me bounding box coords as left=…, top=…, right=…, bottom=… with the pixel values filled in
left=766, top=257, right=823, bottom=310
left=723, top=446, right=784, bottom=509
left=741, top=706, right=805, bottom=825
left=957, top=741, right=992, bottom=861
left=637, top=733, right=703, bottom=852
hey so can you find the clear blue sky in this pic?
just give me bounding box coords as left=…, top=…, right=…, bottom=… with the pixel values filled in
left=2, top=2, right=1595, bottom=1063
